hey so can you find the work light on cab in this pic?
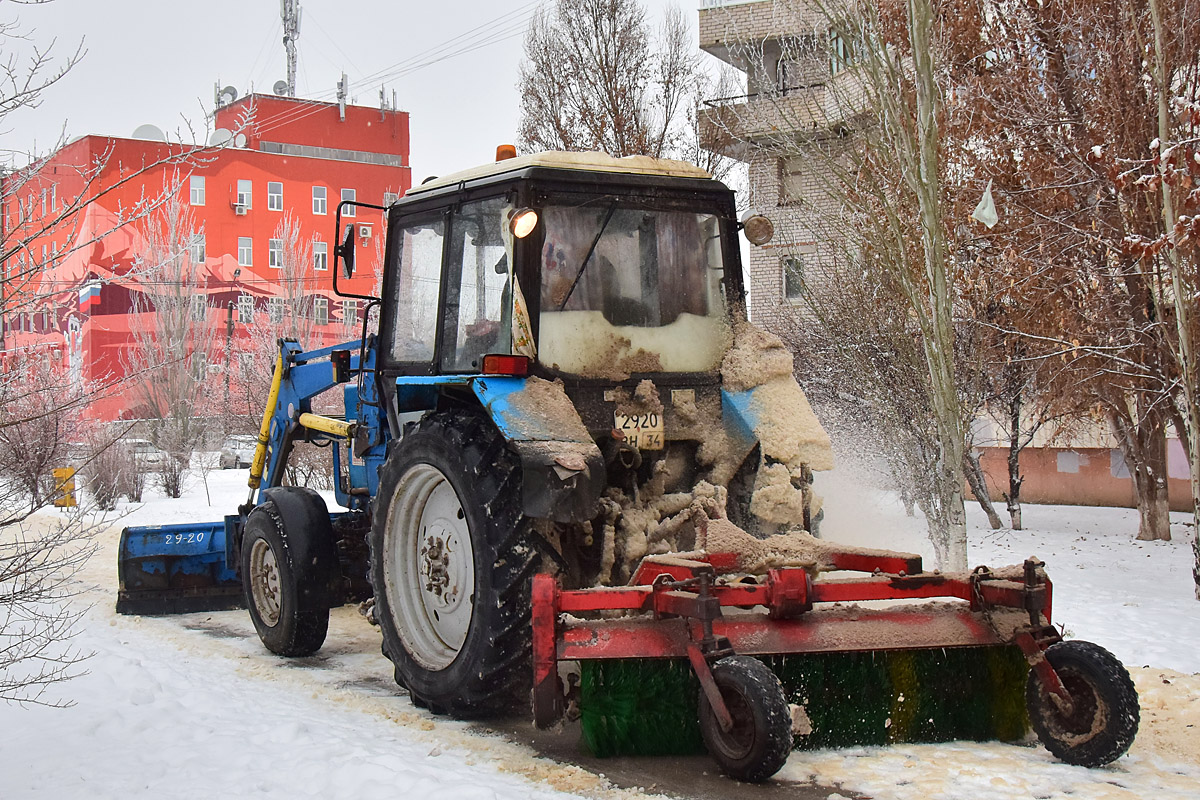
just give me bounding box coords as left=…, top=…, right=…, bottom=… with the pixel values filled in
left=510, top=208, right=539, bottom=239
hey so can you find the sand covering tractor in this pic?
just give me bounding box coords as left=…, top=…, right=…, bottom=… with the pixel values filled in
left=117, top=150, right=1138, bottom=782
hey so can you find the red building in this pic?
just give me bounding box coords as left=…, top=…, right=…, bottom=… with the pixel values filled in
left=1, top=94, right=411, bottom=420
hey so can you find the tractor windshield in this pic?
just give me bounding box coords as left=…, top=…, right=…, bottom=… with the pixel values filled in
left=538, top=201, right=730, bottom=376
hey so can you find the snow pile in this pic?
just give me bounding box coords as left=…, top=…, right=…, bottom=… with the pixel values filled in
left=720, top=321, right=832, bottom=472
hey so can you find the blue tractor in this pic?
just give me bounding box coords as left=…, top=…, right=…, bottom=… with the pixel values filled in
left=117, top=151, right=1142, bottom=782
left=117, top=149, right=842, bottom=770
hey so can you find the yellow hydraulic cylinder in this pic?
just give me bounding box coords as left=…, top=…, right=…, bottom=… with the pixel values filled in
left=248, top=354, right=285, bottom=491
left=298, top=413, right=356, bottom=439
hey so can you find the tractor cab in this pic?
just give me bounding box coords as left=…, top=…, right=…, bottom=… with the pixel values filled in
left=374, top=151, right=743, bottom=384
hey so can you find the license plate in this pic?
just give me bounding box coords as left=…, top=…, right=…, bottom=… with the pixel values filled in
left=614, top=411, right=664, bottom=450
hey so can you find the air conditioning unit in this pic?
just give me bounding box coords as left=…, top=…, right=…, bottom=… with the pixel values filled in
left=359, top=224, right=371, bottom=241
left=234, top=204, right=248, bottom=216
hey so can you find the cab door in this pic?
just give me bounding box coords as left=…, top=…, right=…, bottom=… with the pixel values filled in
left=380, top=210, right=446, bottom=372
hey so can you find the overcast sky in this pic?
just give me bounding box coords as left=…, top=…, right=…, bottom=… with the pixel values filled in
left=3, top=0, right=699, bottom=185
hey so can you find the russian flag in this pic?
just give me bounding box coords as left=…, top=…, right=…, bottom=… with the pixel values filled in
left=78, top=282, right=101, bottom=313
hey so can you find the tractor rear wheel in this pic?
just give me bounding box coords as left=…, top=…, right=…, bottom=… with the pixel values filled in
left=698, top=656, right=793, bottom=783
left=1026, top=640, right=1139, bottom=767
left=371, top=409, right=537, bottom=717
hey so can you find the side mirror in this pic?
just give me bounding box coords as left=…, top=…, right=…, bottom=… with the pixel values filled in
left=740, top=212, right=774, bottom=246
left=337, top=223, right=356, bottom=279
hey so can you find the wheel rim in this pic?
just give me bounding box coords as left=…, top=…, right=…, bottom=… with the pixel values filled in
left=248, top=537, right=282, bottom=627
left=1045, top=668, right=1105, bottom=744
left=384, top=463, right=475, bottom=671
left=705, top=683, right=758, bottom=762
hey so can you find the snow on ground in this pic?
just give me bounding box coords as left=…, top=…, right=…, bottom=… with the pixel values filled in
left=2, top=465, right=1199, bottom=799
left=2, top=468, right=628, bottom=800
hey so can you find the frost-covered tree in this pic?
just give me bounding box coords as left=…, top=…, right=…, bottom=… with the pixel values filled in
left=1, top=2, right=235, bottom=702
left=0, top=4, right=102, bottom=704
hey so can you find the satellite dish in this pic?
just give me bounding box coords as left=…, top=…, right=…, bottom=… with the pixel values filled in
left=234, top=133, right=248, bottom=148
left=272, top=80, right=290, bottom=96
left=209, top=128, right=234, bottom=146
left=218, top=85, right=239, bottom=106
left=131, top=123, right=166, bottom=141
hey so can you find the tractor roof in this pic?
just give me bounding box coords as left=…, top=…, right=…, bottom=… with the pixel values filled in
left=407, top=151, right=712, bottom=196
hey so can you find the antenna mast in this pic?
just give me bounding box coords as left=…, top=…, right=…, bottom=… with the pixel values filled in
left=281, top=0, right=302, bottom=96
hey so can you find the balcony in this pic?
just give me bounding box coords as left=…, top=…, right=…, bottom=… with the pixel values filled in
left=699, top=72, right=871, bottom=155
left=699, top=1, right=824, bottom=66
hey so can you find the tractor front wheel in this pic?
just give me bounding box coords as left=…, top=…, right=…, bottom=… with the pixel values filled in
left=1026, top=640, right=1139, bottom=767
left=698, top=656, right=793, bottom=783
left=241, top=489, right=335, bottom=656
left=371, top=410, right=537, bottom=717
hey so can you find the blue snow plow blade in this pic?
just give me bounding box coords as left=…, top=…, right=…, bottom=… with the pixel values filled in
left=116, top=518, right=243, bottom=615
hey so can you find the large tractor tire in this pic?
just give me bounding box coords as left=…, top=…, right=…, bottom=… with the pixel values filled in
left=241, top=487, right=338, bottom=656
left=1026, top=640, right=1139, bottom=767
left=370, top=409, right=538, bottom=717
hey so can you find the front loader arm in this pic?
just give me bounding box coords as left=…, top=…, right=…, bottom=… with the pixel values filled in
left=242, top=338, right=384, bottom=512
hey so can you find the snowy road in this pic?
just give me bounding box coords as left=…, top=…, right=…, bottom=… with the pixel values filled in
left=3, top=467, right=1199, bottom=799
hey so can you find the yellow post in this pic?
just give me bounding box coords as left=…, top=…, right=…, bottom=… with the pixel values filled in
left=53, top=467, right=77, bottom=508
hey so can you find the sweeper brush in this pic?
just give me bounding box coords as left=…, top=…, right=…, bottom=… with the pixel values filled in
left=532, top=544, right=1140, bottom=782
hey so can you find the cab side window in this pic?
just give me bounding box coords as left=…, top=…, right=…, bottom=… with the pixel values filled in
left=390, top=213, right=445, bottom=362
left=441, top=197, right=510, bottom=372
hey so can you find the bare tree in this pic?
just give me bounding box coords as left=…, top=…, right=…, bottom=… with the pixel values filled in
left=0, top=2, right=235, bottom=703
left=0, top=349, right=98, bottom=706
left=517, top=0, right=734, bottom=181
left=125, top=187, right=217, bottom=498
left=0, top=356, right=82, bottom=510
left=231, top=211, right=316, bottom=422
left=923, top=0, right=1200, bottom=547
left=81, top=426, right=137, bottom=511
left=227, top=213, right=340, bottom=490
left=1145, top=0, right=1200, bottom=595
left=706, top=0, right=1200, bottom=565
left=715, top=0, right=968, bottom=567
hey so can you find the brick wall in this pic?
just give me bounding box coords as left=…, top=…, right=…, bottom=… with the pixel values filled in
left=972, top=445, right=1195, bottom=512
left=743, top=138, right=851, bottom=329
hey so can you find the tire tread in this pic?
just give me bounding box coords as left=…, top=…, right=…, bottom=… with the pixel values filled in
left=370, top=408, right=536, bottom=718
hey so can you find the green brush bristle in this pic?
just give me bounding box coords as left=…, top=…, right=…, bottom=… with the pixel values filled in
left=578, top=646, right=1030, bottom=757
left=772, top=647, right=1030, bottom=748
left=579, top=659, right=704, bottom=757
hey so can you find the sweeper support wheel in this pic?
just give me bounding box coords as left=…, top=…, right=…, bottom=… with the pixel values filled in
left=698, top=656, right=793, bottom=783
left=1025, top=640, right=1139, bottom=767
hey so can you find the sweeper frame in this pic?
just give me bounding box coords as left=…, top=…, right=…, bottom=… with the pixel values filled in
left=531, top=545, right=1139, bottom=781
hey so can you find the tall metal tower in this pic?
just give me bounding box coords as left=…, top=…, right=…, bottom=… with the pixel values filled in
left=281, top=0, right=302, bottom=97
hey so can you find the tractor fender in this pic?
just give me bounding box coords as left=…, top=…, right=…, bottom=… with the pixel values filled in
left=721, top=383, right=834, bottom=471
left=471, top=376, right=605, bottom=523
left=257, top=486, right=341, bottom=612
